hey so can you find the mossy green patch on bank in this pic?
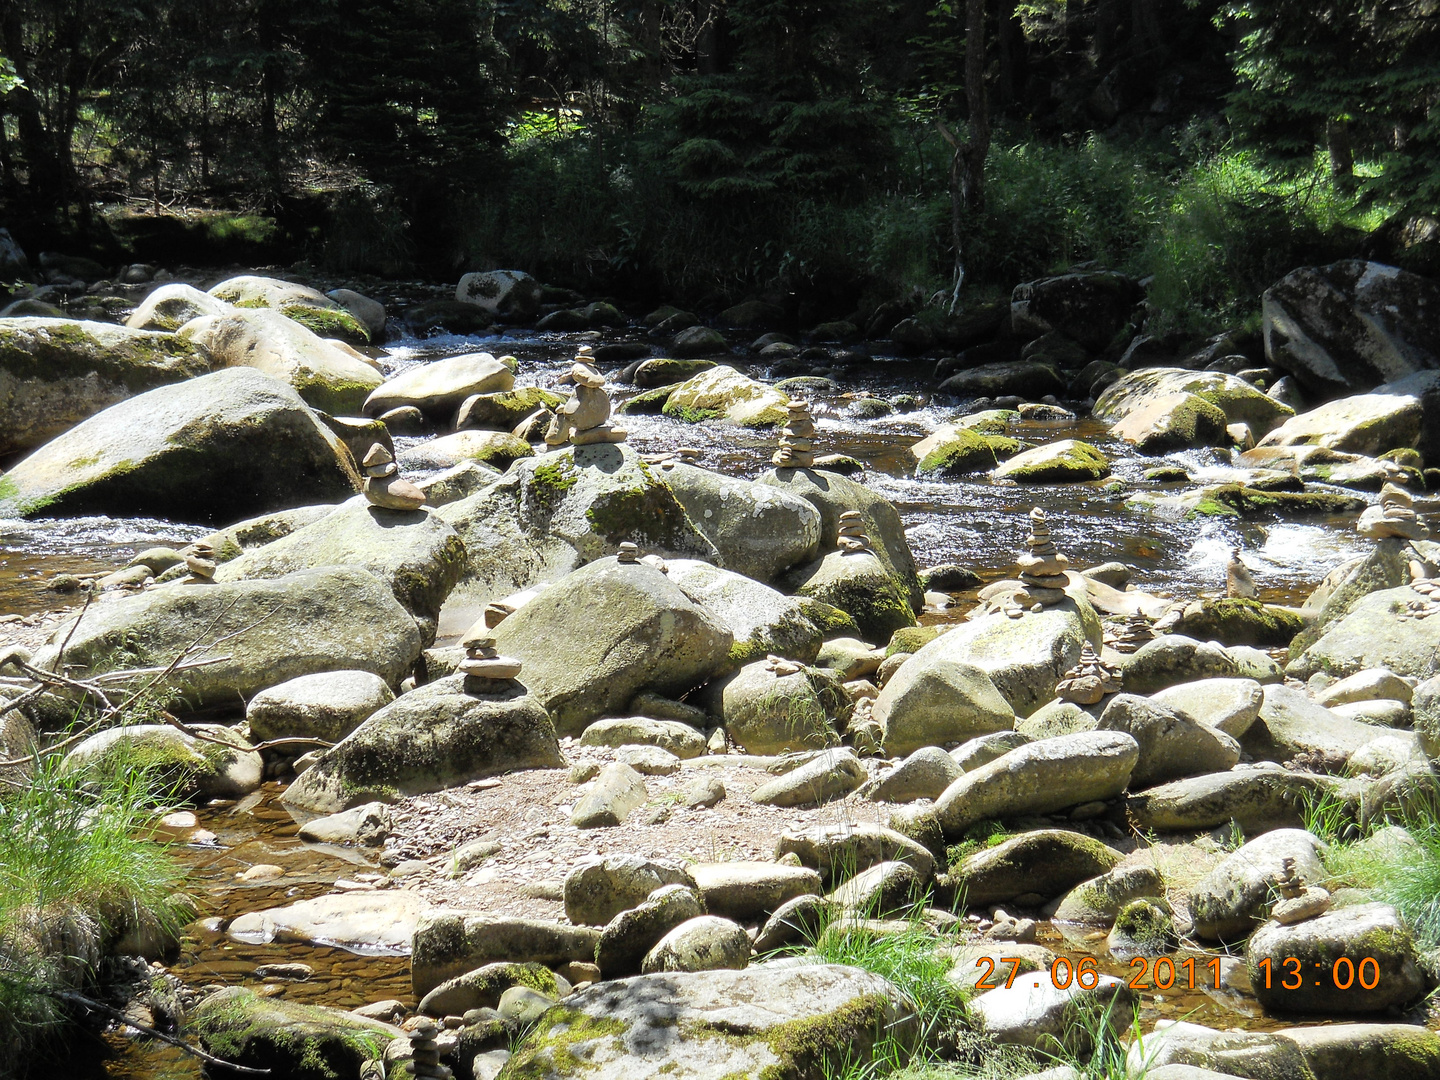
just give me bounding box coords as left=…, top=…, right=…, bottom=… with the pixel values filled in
left=662, top=401, right=724, bottom=424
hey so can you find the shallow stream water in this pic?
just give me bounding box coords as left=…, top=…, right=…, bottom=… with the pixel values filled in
left=0, top=319, right=1417, bottom=1076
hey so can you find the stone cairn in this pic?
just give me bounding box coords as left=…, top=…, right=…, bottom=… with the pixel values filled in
left=836, top=510, right=873, bottom=554
left=458, top=628, right=522, bottom=695
left=405, top=1019, right=452, bottom=1079
left=545, top=350, right=627, bottom=447
left=184, top=542, right=217, bottom=583
left=1269, top=856, right=1331, bottom=925
left=1055, top=642, right=1122, bottom=705
left=1357, top=482, right=1429, bottom=541
left=617, top=541, right=641, bottom=564
left=772, top=400, right=816, bottom=468
left=641, top=446, right=703, bottom=470
left=1110, top=610, right=1155, bottom=654
left=1005, top=508, right=1069, bottom=614
left=765, top=654, right=803, bottom=677
left=362, top=443, right=426, bottom=511
left=1225, top=548, right=1257, bottom=600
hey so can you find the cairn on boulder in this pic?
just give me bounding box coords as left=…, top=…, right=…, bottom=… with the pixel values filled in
left=1055, top=642, right=1121, bottom=705
left=1008, top=507, right=1070, bottom=612
left=617, top=541, right=642, bottom=565
left=772, top=400, right=817, bottom=468
left=836, top=510, right=873, bottom=554
left=1357, top=482, right=1429, bottom=541
left=1226, top=548, right=1257, bottom=599
left=185, top=542, right=217, bottom=583
left=1110, top=611, right=1155, bottom=654
left=458, top=627, right=523, bottom=694
left=362, top=443, right=426, bottom=511
left=1270, top=856, right=1331, bottom=925
left=405, top=1019, right=452, bottom=1079
left=641, top=446, right=702, bottom=470
left=765, top=654, right=803, bottom=677
left=545, top=350, right=627, bottom=447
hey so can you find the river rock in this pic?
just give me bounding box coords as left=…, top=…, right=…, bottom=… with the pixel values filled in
left=62, top=724, right=262, bottom=800
left=296, top=801, right=391, bottom=845
left=492, top=555, right=732, bottom=734
left=756, top=467, right=924, bottom=611
left=1187, top=828, right=1326, bottom=941
left=666, top=559, right=828, bottom=664
left=0, top=367, right=360, bottom=521
left=785, top=548, right=917, bottom=643
left=939, top=360, right=1067, bottom=400
left=190, top=987, right=399, bottom=1080
left=871, top=651, right=1015, bottom=755
left=633, top=358, right=714, bottom=388
left=1242, top=684, right=1383, bottom=767
left=364, top=352, right=515, bottom=421
left=1412, top=675, right=1440, bottom=767
left=397, top=429, right=533, bottom=470
left=1277, top=1022, right=1440, bottom=1080
left=688, top=862, right=823, bottom=922
left=503, top=965, right=911, bottom=1080
left=1257, top=387, right=1428, bottom=458
left=595, top=884, right=708, bottom=977
left=437, top=442, right=719, bottom=606
left=456, top=385, right=566, bottom=431
left=246, top=670, right=394, bottom=745
left=906, top=598, right=1102, bottom=718
left=661, top=462, right=821, bottom=583
left=825, top=860, right=924, bottom=915
left=1289, top=585, right=1440, bottom=682
left=951, top=730, right=1031, bottom=771
left=773, top=822, right=936, bottom=884
left=1261, top=260, right=1440, bottom=397
left=226, top=890, right=431, bottom=953
left=1121, top=635, right=1279, bottom=694
left=213, top=495, right=464, bottom=644
left=1012, top=271, right=1142, bottom=350
left=970, top=971, right=1135, bottom=1055
left=563, top=856, right=697, bottom=926
left=411, top=911, right=600, bottom=996
left=1125, top=765, right=1337, bottom=834
left=705, top=660, right=846, bottom=755
left=208, top=274, right=370, bottom=344
left=1246, top=903, right=1428, bottom=1014
left=861, top=746, right=965, bottom=802
left=180, top=308, right=382, bottom=414
left=580, top=718, right=706, bottom=759
left=455, top=270, right=543, bottom=320
left=1097, top=694, right=1240, bottom=788
left=1127, top=1021, right=1317, bottom=1080
left=1093, top=368, right=1294, bottom=438
left=0, top=704, right=37, bottom=785
left=417, top=961, right=559, bottom=1018
left=1150, top=678, right=1264, bottom=738
left=571, top=763, right=649, bottom=828
left=31, top=567, right=419, bottom=712
left=280, top=674, right=562, bottom=814
left=1052, top=864, right=1165, bottom=925
left=1109, top=392, right=1230, bottom=454
left=912, top=427, right=1022, bottom=476
left=953, top=830, right=1124, bottom=906
left=750, top=747, right=867, bottom=807
left=125, top=282, right=232, bottom=331
left=1319, top=667, right=1414, bottom=707
left=640, top=915, right=750, bottom=974
left=0, top=317, right=219, bottom=456
left=991, top=439, right=1111, bottom=483
left=662, top=365, right=788, bottom=427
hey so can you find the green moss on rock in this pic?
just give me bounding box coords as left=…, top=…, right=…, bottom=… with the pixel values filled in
left=916, top=429, right=1021, bottom=477
left=1173, top=597, right=1306, bottom=648
left=619, top=382, right=684, bottom=415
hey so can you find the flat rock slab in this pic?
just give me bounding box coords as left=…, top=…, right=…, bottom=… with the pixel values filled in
left=412, top=912, right=601, bottom=997
left=689, top=862, right=823, bottom=922
left=227, top=890, right=432, bottom=955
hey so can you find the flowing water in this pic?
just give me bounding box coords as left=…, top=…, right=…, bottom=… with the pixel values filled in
left=0, top=321, right=1406, bottom=1075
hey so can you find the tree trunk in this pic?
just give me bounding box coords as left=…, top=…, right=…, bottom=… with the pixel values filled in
left=996, top=0, right=1022, bottom=114
left=2, top=7, right=64, bottom=207
left=1327, top=117, right=1354, bottom=187
left=944, top=0, right=992, bottom=312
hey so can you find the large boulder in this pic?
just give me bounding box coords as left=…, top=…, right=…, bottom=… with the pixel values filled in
left=363, top=352, right=515, bottom=421
left=1096, top=694, right=1241, bottom=788
left=904, top=598, right=1102, bottom=718
left=871, top=651, right=1015, bottom=755
left=0, top=370, right=360, bottom=521
left=1289, top=585, right=1440, bottom=681
left=225, top=890, right=430, bottom=953
left=180, top=309, right=383, bottom=415
left=1122, top=635, right=1280, bottom=695
left=1011, top=271, right=1142, bottom=351
left=207, top=274, right=371, bottom=344
left=282, top=675, right=561, bottom=814
left=1262, top=260, right=1440, bottom=397
left=492, top=556, right=733, bottom=734
left=62, top=724, right=262, bottom=800
left=1108, top=392, right=1230, bottom=454
left=706, top=660, right=847, bottom=755
left=666, top=559, right=828, bottom=665
left=1125, top=765, right=1335, bottom=835
left=503, top=965, right=912, bottom=1080
left=245, top=670, right=394, bottom=745
left=213, top=495, right=465, bottom=644
left=661, top=462, right=820, bottom=582
left=952, top=830, right=1124, bottom=906
left=455, top=270, right=543, bottom=320
left=926, top=731, right=1139, bottom=837
left=1150, top=678, right=1264, bottom=738
left=990, top=439, right=1111, bottom=483
left=595, top=884, right=707, bottom=978
left=662, top=365, right=789, bottom=427
left=397, top=429, right=533, bottom=471
left=436, top=443, right=718, bottom=607
left=28, top=567, right=421, bottom=712
left=786, top=549, right=917, bottom=643
left=0, top=317, right=217, bottom=455
left=1257, top=388, right=1428, bottom=458
left=938, top=361, right=1067, bottom=400
left=1127, top=1022, right=1317, bottom=1080
left=125, top=282, right=232, bottom=331
left=1241, top=684, right=1388, bottom=767
left=563, top=856, right=698, bottom=927
left=1187, top=828, right=1325, bottom=941
left=1094, top=369, right=1294, bottom=438
left=412, top=912, right=600, bottom=996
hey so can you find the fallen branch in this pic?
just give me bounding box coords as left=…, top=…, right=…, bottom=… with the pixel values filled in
left=51, top=989, right=272, bottom=1075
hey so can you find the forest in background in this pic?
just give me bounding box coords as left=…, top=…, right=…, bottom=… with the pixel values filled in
left=0, top=0, right=1437, bottom=331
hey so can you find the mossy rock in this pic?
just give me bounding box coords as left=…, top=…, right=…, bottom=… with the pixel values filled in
left=458, top=386, right=566, bottom=430
left=885, top=625, right=945, bottom=657
left=634, top=358, right=716, bottom=388
left=1204, top=484, right=1367, bottom=518
left=915, top=429, right=1021, bottom=477
left=619, top=382, right=684, bottom=415
left=1173, top=597, right=1306, bottom=648
left=991, top=439, right=1111, bottom=483
left=188, top=986, right=396, bottom=1080
left=402, top=299, right=497, bottom=335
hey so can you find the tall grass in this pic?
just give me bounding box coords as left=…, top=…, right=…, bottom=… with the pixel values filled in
left=0, top=755, right=189, bottom=1071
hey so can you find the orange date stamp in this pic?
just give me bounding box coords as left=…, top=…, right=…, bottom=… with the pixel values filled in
left=974, top=955, right=1225, bottom=991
